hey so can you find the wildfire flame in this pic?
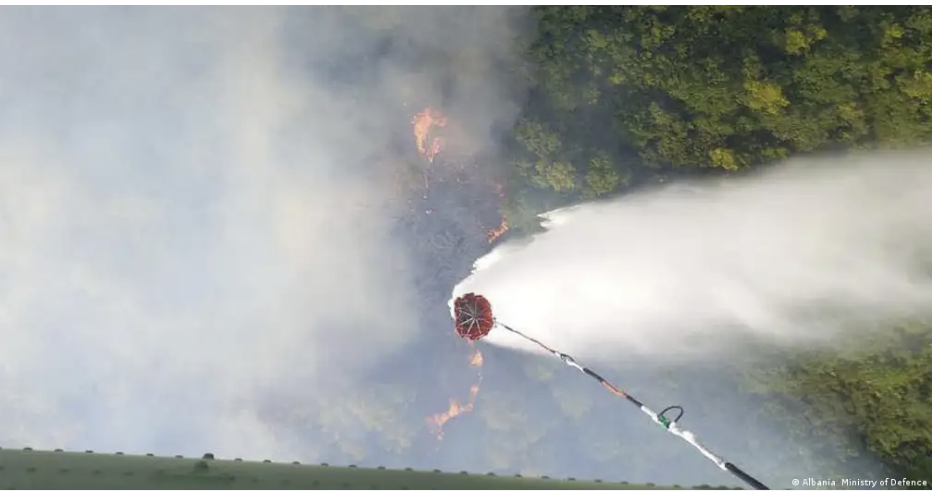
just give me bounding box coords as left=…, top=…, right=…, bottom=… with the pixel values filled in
left=413, top=108, right=514, bottom=439
left=486, top=181, right=510, bottom=243
left=486, top=216, right=510, bottom=243
left=470, top=350, right=483, bottom=367
left=426, top=137, right=443, bottom=163
left=427, top=348, right=484, bottom=440
left=412, top=108, right=447, bottom=161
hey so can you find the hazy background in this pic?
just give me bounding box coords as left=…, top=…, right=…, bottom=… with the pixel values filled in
left=0, top=7, right=927, bottom=489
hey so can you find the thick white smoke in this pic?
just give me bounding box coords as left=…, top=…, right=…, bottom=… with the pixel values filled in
left=0, top=7, right=529, bottom=462
left=452, top=150, right=932, bottom=363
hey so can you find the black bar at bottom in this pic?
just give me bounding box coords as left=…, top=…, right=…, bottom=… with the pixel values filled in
left=725, top=462, right=769, bottom=490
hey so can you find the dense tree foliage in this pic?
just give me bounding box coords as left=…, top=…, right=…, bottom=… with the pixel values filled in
left=499, top=5, right=932, bottom=484
left=742, top=321, right=932, bottom=484
left=503, top=6, right=931, bottom=218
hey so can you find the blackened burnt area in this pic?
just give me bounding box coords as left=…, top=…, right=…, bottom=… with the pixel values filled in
left=397, top=160, right=504, bottom=328
left=371, top=155, right=506, bottom=395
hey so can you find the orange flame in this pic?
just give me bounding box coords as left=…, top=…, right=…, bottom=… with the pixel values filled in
left=470, top=350, right=484, bottom=367
left=486, top=216, right=510, bottom=243
left=485, top=179, right=510, bottom=243
left=412, top=108, right=447, bottom=161
left=426, top=137, right=443, bottom=163
left=427, top=348, right=484, bottom=440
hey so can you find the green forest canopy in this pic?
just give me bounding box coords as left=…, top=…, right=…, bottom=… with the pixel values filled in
left=504, top=6, right=930, bottom=207
left=504, top=5, right=931, bottom=484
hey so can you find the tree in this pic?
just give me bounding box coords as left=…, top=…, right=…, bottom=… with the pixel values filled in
left=583, top=153, right=626, bottom=198
left=743, top=321, right=932, bottom=483
left=532, top=160, right=576, bottom=192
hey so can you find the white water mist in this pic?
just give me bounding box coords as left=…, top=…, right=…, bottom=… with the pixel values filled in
left=452, top=150, right=932, bottom=363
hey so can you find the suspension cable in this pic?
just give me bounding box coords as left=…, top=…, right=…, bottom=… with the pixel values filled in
left=495, top=321, right=769, bottom=491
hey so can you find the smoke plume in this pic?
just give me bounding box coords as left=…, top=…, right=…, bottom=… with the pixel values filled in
left=0, top=6, right=528, bottom=461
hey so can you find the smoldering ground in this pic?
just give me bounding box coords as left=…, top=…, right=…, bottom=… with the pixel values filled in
left=0, top=6, right=530, bottom=462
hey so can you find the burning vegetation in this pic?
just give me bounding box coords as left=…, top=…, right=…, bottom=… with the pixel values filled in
left=410, top=106, right=510, bottom=244
left=426, top=348, right=484, bottom=440
left=407, top=106, right=513, bottom=439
